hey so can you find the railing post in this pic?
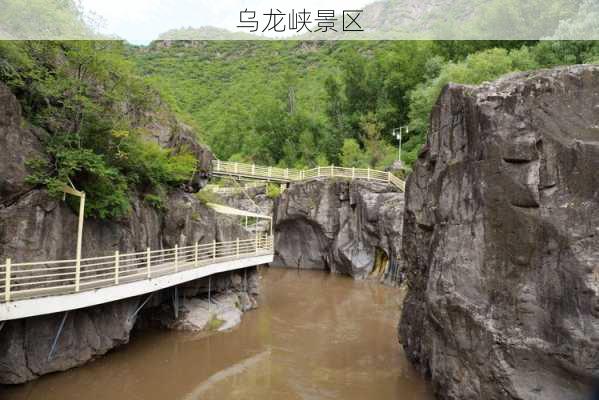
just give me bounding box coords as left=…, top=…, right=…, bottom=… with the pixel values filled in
left=236, top=238, right=240, bottom=257
left=194, top=241, right=199, bottom=267
left=255, top=232, right=259, bottom=253
left=216, top=159, right=221, bottom=171
left=268, top=166, right=272, bottom=177
left=147, top=247, right=151, bottom=278
left=317, top=166, right=321, bottom=177
left=285, top=168, right=289, bottom=178
left=212, top=240, right=216, bottom=260
left=367, top=167, right=371, bottom=180
left=352, top=167, right=355, bottom=179
left=388, top=171, right=391, bottom=182
left=174, top=244, right=178, bottom=272
left=330, top=165, right=334, bottom=177
left=5, top=258, right=11, bottom=302
left=114, top=251, right=120, bottom=285
left=234, top=162, right=238, bottom=173
left=252, top=164, right=255, bottom=175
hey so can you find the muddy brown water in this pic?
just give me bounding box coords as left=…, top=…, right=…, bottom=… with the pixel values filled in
left=0, top=268, right=432, bottom=400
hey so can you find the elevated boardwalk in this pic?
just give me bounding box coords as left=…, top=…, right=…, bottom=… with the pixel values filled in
left=211, top=160, right=406, bottom=192
left=0, top=235, right=273, bottom=321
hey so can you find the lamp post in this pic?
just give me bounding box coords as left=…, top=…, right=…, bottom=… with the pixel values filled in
left=393, top=126, right=409, bottom=168
left=62, top=182, right=85, bottom=292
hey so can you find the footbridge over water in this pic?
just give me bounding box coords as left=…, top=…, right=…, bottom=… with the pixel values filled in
left=211, top=160, right=406, bottom=192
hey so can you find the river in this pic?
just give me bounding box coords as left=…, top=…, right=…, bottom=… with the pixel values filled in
left=0, top=268, right=432, bottom=400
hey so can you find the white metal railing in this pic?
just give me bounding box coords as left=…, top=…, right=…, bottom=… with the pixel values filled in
left=205, top=181, right=267, bottom=195
left=211, top=160, right=406, bottom=191
left=0, top=234, right=273, bottom=303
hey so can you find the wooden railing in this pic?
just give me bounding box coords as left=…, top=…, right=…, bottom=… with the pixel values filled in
left=211, top=160, right=406, bottom=191
left=0, top=234, right=273, bottom=303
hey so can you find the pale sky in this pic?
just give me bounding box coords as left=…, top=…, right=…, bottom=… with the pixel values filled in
left=80, top=0, right=369, bottom=44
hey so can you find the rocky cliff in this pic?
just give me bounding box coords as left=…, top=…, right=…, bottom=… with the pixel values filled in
left=399, top=65, right=599, bottom=399
left=272, top=179, right=404, bottom=281
left=0, top=81, right=257, bottom=384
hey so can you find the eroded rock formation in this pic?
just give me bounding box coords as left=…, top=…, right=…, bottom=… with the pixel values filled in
left=400, top=65, right=599, bottom=399
left=272, top=179, right=404, bottom=280
left=0, top=82, right=256, bottom=384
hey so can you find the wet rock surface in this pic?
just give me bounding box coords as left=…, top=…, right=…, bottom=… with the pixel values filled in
left=272, top=179, right=404, bottom=281
left=400, top=65, right=599, bottom=399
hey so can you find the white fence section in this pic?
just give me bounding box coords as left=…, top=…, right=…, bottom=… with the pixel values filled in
left=211, top=160, right=406, bottom=191
left=205, top=181, right=267, bottom=195
left=0, top=235, right=273, bottom=304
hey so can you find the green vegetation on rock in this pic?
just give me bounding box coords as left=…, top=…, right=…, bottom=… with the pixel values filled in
left=1, top=41, right=196, bottom=219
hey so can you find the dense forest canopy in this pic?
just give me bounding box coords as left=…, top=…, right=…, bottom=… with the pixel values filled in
left=1, top=39, right=598, bottom=219
left=131, top=39, right=599, bottom=169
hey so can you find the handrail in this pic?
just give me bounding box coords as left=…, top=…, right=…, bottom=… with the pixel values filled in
left=211, top=160, right=405, bottom=192
left=0, top=235, right=273, bottom=303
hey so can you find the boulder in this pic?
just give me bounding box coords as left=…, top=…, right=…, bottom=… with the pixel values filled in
left=399, top=65, right=599, bottom=399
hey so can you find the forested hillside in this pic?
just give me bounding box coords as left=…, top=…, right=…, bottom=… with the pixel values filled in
left=0, top=41, right=199, bottom=218
left=131, top=39, right=599, bottom=169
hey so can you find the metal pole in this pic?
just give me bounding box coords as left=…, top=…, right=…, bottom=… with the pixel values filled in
left=212, top=240, right=216, bottom=260
left=146, top=247, right=151, bottom=278
left=194, top=241, right=199, bottom=267
left=174, top=244, right=178, bottom=272
left=75, top=192, right=85, bottom=292
left=128, top=293, right=154, bottom=323
left=208, top=276, right=211, bottom=313
left=114, top=250, right=120, bottom=285
left=399, top=128, right=402, bottom=163
left=48, top=312, right=69, bottom=361
left=4, top=258, right=11, bottom=302
left=236, top=238, right=240, bottom=257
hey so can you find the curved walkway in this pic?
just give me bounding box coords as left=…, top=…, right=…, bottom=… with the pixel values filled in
left=211, top=160, right=406, bottom=191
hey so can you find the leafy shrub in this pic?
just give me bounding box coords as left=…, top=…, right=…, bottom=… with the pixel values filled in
left=266, top=183, right=282, bottom=199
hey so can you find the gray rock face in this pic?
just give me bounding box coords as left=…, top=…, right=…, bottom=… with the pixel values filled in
left=0, top=299, right=139, bottom=384
left=400, top=65, right=599, bottom=399
left=272, top=179, right=404, bottom=280
left=0, top=83, right=47, bottom=205
left=0, top=82, right=253, bottom=384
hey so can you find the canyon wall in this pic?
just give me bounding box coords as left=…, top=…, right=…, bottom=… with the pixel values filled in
left=400, top=65, right=599, bottom=399
left=0, top=82, right=257, bottom=384
left=272, top=179, right=404, bottom=281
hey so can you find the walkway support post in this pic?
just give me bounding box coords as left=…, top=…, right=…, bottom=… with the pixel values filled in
left=4, top=258, right=11, bottom=302
left=146, top=247, right=151, bottom=278
left=114, top=251, right=120, bottom=285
